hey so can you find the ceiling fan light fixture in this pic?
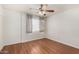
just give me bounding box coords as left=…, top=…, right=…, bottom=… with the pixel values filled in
left=38, top=11, right=42, bottom=15
left=39, top=11, right=47, bottom=16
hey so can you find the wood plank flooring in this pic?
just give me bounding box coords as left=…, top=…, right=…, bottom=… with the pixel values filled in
left=1, top=38, right=79, bottom=54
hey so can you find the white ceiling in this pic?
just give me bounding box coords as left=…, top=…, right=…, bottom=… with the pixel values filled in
left=2, top=4, right=79, bottom=17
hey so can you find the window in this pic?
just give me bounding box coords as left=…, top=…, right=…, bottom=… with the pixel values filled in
left=32, top=16, right=40, bottom=32
left=26, top=14, right=45, bottom=33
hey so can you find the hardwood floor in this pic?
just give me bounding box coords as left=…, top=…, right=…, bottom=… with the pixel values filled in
left=1, top=38, right=79, bottom=54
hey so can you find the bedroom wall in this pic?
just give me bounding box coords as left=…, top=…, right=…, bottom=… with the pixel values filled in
left=3, top=9, right=45, bottom=45
left=0, top=16, right=3, bottom=50
left=0, top=5, right=4, bottom=50
left=3, top=10, right=21, bottom=45
left=46, top=8, right=79, bottom=48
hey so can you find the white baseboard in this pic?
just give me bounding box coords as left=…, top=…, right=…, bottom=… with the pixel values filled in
left=47, top=36, right=79, bottom=49
left=2, top=37, right=79, bottom=49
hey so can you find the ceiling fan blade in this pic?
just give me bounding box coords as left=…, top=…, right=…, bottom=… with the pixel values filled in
left=46, top=10, right=54, bottom=12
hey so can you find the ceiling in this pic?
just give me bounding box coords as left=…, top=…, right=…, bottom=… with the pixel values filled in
left=2, top=4, right=79, bottom=17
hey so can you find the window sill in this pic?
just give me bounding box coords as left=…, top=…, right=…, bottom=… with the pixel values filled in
left=27, top=31, right=44, bottom=35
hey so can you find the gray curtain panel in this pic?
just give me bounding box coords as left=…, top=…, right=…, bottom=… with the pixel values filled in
left=26, top=14, right=32, bottom=33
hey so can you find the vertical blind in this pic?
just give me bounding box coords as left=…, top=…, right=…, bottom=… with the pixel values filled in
left=32, top=16, right=40, bottom=32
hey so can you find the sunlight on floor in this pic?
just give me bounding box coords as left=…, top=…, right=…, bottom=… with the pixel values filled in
left=30, top=46, right=42, bottom=54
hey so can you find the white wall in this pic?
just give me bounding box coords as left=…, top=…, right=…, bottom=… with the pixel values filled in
left=0, top=17, right=3, bottom=50
left=3, top=10, right=21, bottom=45
left=0, top=5, right=3, bottom=50
left=47, top=8, right=79, bottom=48
left=3, top=10, right=45, bottom=45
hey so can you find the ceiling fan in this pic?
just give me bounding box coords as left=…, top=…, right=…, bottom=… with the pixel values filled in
left=30, top=4, right=54, bottom=16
